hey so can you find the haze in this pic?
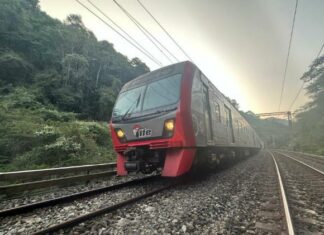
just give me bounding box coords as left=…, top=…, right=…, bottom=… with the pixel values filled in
left=39, top=0, right=324, bottom=113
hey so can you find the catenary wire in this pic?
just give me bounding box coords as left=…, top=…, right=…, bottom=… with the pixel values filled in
left=75, top=0, right=162, bottom=67
left=278, top=0, right=299, bottom=111
left=87, top=0, right=161, bottom=65
left=114, top=0, right=177, bottom=63
left=113, top=0, right=176, bottom=64
left=137, top=0, right=193, bottom=62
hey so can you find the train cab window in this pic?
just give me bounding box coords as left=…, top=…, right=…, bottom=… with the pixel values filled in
left=142, top=74, right=182, bottom=111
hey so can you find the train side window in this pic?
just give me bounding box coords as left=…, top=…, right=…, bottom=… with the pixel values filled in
left=224, top=107, right=229, bottom=127
left=213, top=102, right=221, bottom=122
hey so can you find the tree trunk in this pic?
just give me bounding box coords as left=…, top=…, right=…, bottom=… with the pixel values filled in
left=96, top=64, right=102, bottom=87
left=65, top=62, right=70, bottom=86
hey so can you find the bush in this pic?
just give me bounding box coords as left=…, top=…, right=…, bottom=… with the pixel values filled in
left=0, top=89, right=115, bottom=171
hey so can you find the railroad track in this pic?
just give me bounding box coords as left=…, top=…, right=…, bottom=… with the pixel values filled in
left=276, top=149, right=324, bottom=172
left=0, top=162, right=116, bottom=197
left=0, top=174, right=182, bottom=234
left=267, top=150, right=324, bottom=234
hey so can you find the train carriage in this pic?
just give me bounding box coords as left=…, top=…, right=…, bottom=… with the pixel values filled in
left=110, top=61, right=262, bottom=177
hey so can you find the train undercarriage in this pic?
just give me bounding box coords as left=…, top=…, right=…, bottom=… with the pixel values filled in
left=120, top=146, right=259, bottom=176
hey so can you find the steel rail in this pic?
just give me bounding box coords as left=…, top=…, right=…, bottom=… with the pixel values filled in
left=32, top=180, right=178, bottom=235
left=0, top=170, right=117, bottom=195
left=0, top=175, right=159, bottom=217
left=269, top=151, right=295, bottom=235
left=276, top=149, right=324, bottom=159
left=0, top=162, right=116, bottom=182
left=275, top=151, right=324, bottom=176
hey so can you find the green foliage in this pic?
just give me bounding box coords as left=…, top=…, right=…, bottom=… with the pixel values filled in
left=0, top=88, right=115, bottom=171
left=289, top=55, right=324, bottom=155
left=0, top=0, right=149, bottom=120
left=0, top=51, right=33, bottom=84
left=0, top=0, right=151, bottom=170
left=242, top=111, right=291, bottom=148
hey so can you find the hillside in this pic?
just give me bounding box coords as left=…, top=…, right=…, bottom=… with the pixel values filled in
left=0, top=0, right=149, bottom=171
left=242, top=112, right=291, bottom=148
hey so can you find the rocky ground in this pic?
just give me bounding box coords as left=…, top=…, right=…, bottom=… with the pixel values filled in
left=1, top=152, right=293, bottom=234
left=0, top=174, right=146, bottom=211
left=278, top=150, right=324, bottom=172
left=0, top=174, right=164, bottom=234
left=66, top=152, right=277, bottom=235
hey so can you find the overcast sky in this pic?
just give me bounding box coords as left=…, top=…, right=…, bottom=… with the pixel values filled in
left=39, top=0, right=324, bottom=113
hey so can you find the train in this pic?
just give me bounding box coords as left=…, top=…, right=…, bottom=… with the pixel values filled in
left=110, top=61, right=263, bottom=177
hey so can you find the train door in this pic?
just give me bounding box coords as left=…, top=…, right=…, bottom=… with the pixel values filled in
left=224, top=105, right=235, bottom=143
left=202, top=84, right=213, bottom=142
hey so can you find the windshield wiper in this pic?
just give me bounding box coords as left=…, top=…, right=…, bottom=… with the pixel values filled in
left=153, top=106, right=177, bottom=114
left=136, top=106, right=178, bottom=119
left=121, top=93, right=141, bottom=121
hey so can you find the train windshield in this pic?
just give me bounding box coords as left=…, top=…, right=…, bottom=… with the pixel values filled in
left=112, top=74, right=182, bottom=122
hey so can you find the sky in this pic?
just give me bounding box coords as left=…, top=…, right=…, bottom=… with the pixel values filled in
left=39, top=0, right=324, bottom=113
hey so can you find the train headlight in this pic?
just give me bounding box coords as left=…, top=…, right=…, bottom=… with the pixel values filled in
left=164, top=119, right=175, bottom=131
left=164, top=119, right=175, bottom=138
left=116, top=129, right=125, bottom=138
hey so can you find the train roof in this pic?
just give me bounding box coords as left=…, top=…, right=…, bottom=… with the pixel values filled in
left=120, top=61, right=193, bottom=93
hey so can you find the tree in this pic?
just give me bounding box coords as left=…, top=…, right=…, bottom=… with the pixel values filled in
left=290, top=55, right=324, bottom=154
left=0, top=51, right=32, bottom=84
left=62, top=53, right=89, bottom=88
left=0, top=0, right=149, bottom=121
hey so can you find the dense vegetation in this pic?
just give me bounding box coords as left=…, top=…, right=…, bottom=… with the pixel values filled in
left=289, top=55, right=324, bottom=154
left=0, top=0, right=149, bottom=171
left=242, top=111, right=291, bottom=149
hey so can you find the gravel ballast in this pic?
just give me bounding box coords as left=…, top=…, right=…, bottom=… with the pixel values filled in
left=0, top=174, right=146, bottom=211
left=0, top=174, right=162, bottom=234
left=66, top=152, right=278, bottom=234
left=274, top=152, right=324, bottom=234
left=1, top=152, right=295, bottom=234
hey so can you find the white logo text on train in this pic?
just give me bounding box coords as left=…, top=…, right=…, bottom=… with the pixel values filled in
left=132, top=124, right=152, bottom=138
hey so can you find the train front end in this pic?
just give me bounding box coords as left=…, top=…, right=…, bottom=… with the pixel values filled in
left=110, top=62, right=196, bottom=177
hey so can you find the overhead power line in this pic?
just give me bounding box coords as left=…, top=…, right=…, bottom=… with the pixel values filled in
left=288, top=82, right=304, bottom=111
left=315, top=42, right=324, bottom=58
left=278, top=0, right=299, bottom=111
left=75, top=0, right=162, bottom=67
left=137, top=0, right=193, bottom=62
left=289, top=41, right=324, bottom=110
left=87, top=0, right=161, bottom=66
left=113, top=0, right=177, bottom=64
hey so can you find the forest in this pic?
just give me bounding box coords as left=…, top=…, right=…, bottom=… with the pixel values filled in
left=0, top=0, right=149, bottom=171
left=0, top=0, right=323, bottom=171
